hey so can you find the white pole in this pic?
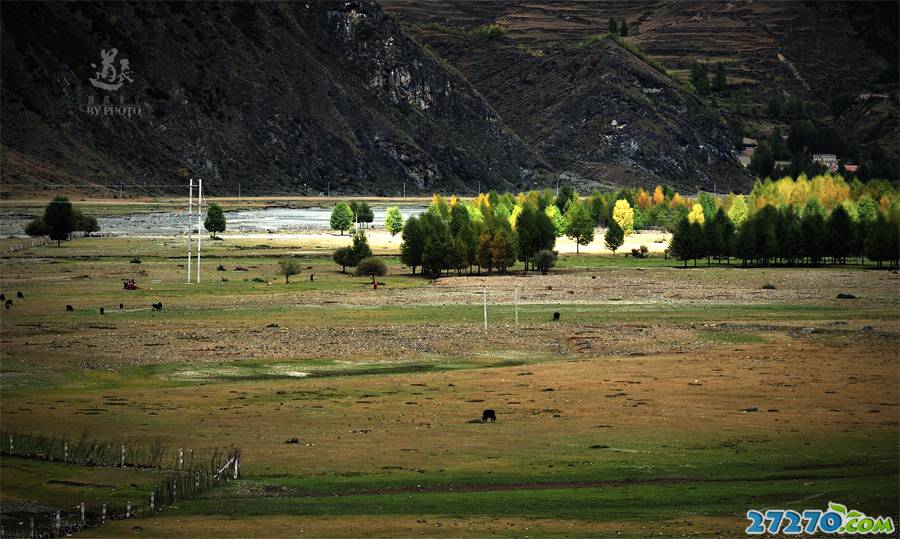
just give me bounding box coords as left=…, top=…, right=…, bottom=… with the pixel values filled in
left=187, top=179, right=193, bottom=283
left=482, top=286, right=487, bottom=331
left=515, top=287, right=519, bottom=325
left=197, top=179, right=202, bottom=284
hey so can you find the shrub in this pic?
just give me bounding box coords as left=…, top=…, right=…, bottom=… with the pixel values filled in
left=130, top=257, right=142, bottom=264
left=469, top=23, right=506, bottom=38
left=355, top=256, right=387, bottom=281
left=762, top=283, right=776, bottom=290
left=533, top=250, right=557, bottom=274
left=24, top=217, right=49, bottom=237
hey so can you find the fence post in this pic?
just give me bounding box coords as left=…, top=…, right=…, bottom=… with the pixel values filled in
left=121, top=444, right=126, bottom=467
left=80, top=502, right=85, bottom=526
left=150, top=492, right=154, bottom=511
left=55, top=511, right=61, bottom=537
left=178, top=448, right=183, bottom=470
left=64, top=442, right=68, bottom=463
left=234, top=452, right=240, bottom=479
left=102, top=504, right=106, bottom=523
left=8, top=434, right=12, bottom=453
left=29, top=517, right=34, bottom=538
left=195, top=471, right=200, bottom=488
left=126, top=501, right=131, bottom=519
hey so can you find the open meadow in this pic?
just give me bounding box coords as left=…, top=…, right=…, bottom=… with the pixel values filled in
left=1, top=227, right=898, bottom=538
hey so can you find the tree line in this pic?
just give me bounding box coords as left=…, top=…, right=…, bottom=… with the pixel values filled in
left=669, top=201, right=900, bottom=268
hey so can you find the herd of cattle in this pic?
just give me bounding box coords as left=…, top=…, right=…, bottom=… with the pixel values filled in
left=2, top=291, right=163, bottom=315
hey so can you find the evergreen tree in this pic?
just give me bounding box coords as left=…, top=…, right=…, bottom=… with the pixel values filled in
left=330, top=203, right=354, bottom=235
left=555, top=185, right=575, bottom=213
left=44, top=196, right=76, bottom=246
left=356, top=202, right=375, bottom=228
left=826, top=204, right=854, bottom=264
left=857, top=195, right=878, bottom=224
left=749, top=142, right=774, bottom=178
left=351, top=229, right=373, bottom=262
left=400, top=216, right=424, bottom=275
left=690, top=61, right=709, bottom=95
left=801, top=211, right=827, bottom=265
left=204, top=203, right=226, bottom=238
left=619, top=19, right=629, bottom=37
left=384, top=207, right=404, bottom=236
left=713, top=62, right=726, bottom=91
left=25, top=217, right=49, bottom=237
left=608, top=17, right=618, bottom=34
left=604, top=218, right=624, bottom=255
left=477, top=230, right=495, bottom=273
left=516, top=203, right=556, bottom=271
left=565, top=200, right=595, bottom=253
left=670, top=217, right=706, bottom=267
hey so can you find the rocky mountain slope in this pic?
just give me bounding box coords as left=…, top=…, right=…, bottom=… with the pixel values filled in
left=1, top=1, right=540, bottom=196
left=383, top=0, right=898, bottom=180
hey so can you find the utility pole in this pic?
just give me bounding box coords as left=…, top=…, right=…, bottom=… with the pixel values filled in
left=514, top=287, right=519, bottom=325
left=482, top=286, right=487, bottom=331
left=403, top=180, right=406, bottom=199
left=187, top=179, right=193, bottom=283
left=196, top=178, right=202, bottom=283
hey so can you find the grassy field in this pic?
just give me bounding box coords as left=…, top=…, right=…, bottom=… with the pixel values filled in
left=1, top=234, right=897, bottom=537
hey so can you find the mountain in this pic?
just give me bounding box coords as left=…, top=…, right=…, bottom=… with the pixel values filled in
left=382, top=0, right=899, bottom=181
left=0, top=1, right=540, bottom=197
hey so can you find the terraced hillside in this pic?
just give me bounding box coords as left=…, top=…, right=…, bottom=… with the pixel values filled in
left=384, top=0, right=899, bottom=178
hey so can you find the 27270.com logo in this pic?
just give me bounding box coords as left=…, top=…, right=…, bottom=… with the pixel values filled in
left=746, top=502, right=895, bottom=535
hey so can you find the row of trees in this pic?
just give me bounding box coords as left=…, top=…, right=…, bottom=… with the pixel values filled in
left=670, top=202, right=900, bottom=268
left=329, top=202, right=376, bottom=234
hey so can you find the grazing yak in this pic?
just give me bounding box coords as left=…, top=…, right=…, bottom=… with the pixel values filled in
left=4, top=299, right=11, bottom=309
left=552, top=312, right=560, bottom=321
left=152, top=302, right=163, bottom=311
left=16, top=292, right=24, bottom=299
left=482, top=409, right=496, bottom=423
left=99, top=307, right=105, bottom=315
left=66, top=305, right=74, bottom=312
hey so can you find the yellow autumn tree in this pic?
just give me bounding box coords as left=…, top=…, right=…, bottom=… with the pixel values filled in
left=449, top=195, right=459, bottom=207
left=636, top=188, right=651, bottom=210
left=612, top=199, right=634, bottom=236
left=687, top=203, right=705, bottom=224
left=880, top=195, right=891, bottom=210
left=475, top=192, right=491, bottom=209
left=652, top=185, right=665, bottom=206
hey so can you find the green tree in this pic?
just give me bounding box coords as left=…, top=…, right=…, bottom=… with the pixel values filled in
left=355, top=256, right=387, bottom=282
left=330, top=203, right=354, bottom=235
left=749, top=141, right=774, bottom=178
left=400, top=216, right=425, bottom=275
left=565, top=199, right=595, bottom=253
left=826, top=204, right=854, bottom=264
left=351, top=229, right=373, bottom=262
left=333, top=246, right=356, bottom=273
left=204, top=203, right=226, bottom=238
left=545, top=204, right=567, bottom=237
left=690, top=61, right=709, bottom=95
left=73, top=210, right=99, bottom=233
left=555, top=185, right=575, bottom=214
left=857, top=195, right=878, bottom=224
left=713, top=62, right=726, bottom=91
left=801, top=211, right=827, bottom=265
left=384, top=207, right=404, bottom=236
left=608, top=17, right=618, bottom=34
left=604, top=218, right=624, bottom=255
left=619, top=19, right=629, bottom=37
left=727, top=194, right=749, bottom=226
left=516, top=203, right=556, bottom=271
left=278, top=257, right=302, bottom=284
left=44, top=196, right=76, bottom=246
left=356, top=202, right=375, bottom=228
left=476, top=230, right=494, bottom=273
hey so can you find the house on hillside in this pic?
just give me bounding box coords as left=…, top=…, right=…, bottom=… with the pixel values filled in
left=812, top=153, right=838, bottom=172
left=739, top=137, right=758, bottom=167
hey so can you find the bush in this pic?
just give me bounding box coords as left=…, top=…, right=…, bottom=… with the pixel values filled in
left=533, top=250, right=557, bottom=274
left=630, top=245, right=649, bottom=258
left=469, top=23, right=506, bottom=38
left=24, top=217, right=49, bottom=237
left=130, top=257, right=142, bottom=264
left=761, top=283, right=776, bottom=290
left=355, top=256, right=387, bottom=281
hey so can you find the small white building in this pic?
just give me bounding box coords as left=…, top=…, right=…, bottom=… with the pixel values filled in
left=812, top=153, right=839, bottom=172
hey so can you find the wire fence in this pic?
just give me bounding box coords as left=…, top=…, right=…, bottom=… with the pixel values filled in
left=0, top=431, right=240, bottom=538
